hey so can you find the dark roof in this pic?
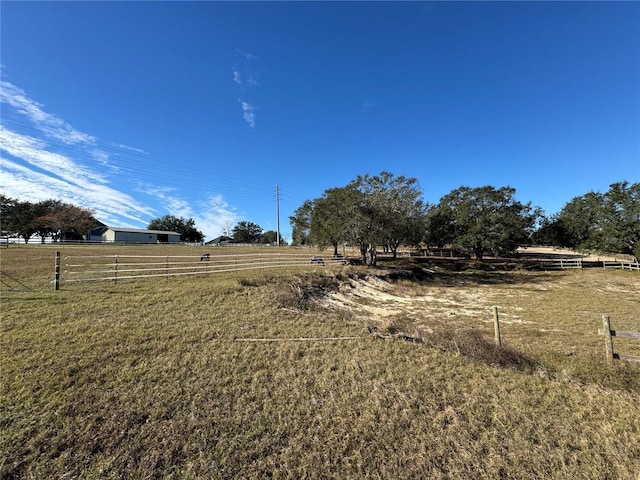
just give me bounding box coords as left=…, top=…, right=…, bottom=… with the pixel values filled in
left=206, top=235, right=233, bottom=244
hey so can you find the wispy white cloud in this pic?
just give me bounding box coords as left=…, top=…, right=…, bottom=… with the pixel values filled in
left=195, top=194, right=239, bottom=239
left=236, top=49, right=257, bottom=61
left=239, top=101, right=256, bottom=128
left=139, top=186, right=191, bottom=217
left=140, top=186, right=239, bottom=239
left=0, top=78, right=158, bottom=225
left=0, top=126, right=108, bottom=185
left=0, top=156, right=153, bottom=225
left=233, top=50, right=260, bottom=127
left=233, top=68, right=260, bottom=89
left=0, top=80, right=95, bottom=145
left=245, top=74, right=260, bottom=88
left=0, top=76, right=241, bottom=238
left=0, top=127, right=157, bottom=225
left=115, top=143, right=148, bottom=155
left=233, top=68, right=243, bottom=85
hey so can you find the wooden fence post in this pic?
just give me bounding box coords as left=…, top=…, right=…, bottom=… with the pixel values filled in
left=602, top=315, right=614, bottom=365
left=493, top=306, right=502, bottom=346
left=54, top=252, right=60, bottom=291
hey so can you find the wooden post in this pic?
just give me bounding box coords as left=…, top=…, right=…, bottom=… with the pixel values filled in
left=114, top=255, right=118, bottom=284
left=54, top=252, right=60, bottom=291
left=602, top=315, right=614, bottom=365
left=493, top=306, right=502, bottom=346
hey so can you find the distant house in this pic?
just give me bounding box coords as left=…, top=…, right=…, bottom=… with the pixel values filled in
left=206, top=235, right=233, bottom=246
left=101, top=227, right=181, bottom=244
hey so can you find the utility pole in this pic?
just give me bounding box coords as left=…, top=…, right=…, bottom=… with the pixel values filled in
left=276, top=184, right=281, bottom=247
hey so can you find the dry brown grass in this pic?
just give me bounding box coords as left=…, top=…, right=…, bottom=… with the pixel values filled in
left=1, top=245, right=639, bottom=479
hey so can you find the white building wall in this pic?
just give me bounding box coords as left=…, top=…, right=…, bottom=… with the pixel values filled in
left=102, top=229, right=181, bottom=243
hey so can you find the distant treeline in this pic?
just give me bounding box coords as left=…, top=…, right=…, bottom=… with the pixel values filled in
left=2, top=178, right=638, bottom=261
left=0, top=196, right=95, bottom=243
left=289, top=174, right=639, bottom=264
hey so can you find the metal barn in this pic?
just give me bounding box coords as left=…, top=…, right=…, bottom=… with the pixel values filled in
left=102, top=227, right=181, bottom=244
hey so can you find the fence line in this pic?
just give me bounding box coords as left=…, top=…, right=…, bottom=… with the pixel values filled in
left=539, top=259, right=583, bottom=270
left=602, top=260, right=640, bottom=271
left=59, top=252, right=346, bottom=287
left=57, top=250, right=639, bottom=289
left=598, top=315, right=640, bottom=364
left=532, top=259, right=639, bottom=271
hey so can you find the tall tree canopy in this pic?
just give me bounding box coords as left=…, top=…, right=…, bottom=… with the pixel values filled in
left=348, top=172, right=427, bottom=265
left=260, top=230, right=287, bottom=245
left=232, top=221, right=263, bottom=244
left=430, top=185, right=540, bottom=260
left=0, top=196, right=95, bottom=243
left=1, top=196, right=36, bottom=242
left=40, top=203, right=96, bottom=242
left=537, top=181, right=640, bottom=257
left=292, top=171, right=427, bottom=265
left=310, top=185, right=361, bottom=256
left=148, top=215, right=204, bottom=243
left=289, top=200, right=313, bottom=246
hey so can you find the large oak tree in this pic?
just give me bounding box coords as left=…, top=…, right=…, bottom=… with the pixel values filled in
left=231, top=221, right=263, bottom=244
left=430, top=185, right=540, bottom=260
left=148, top=215, right=204, bottom=243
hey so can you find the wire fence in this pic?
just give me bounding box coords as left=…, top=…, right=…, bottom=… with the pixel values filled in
left=55, top=248, right=639, bottom=290
left=60, top=252, right=347, bottom=287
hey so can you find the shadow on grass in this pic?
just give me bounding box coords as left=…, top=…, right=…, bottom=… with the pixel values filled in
left=368, top=314, right=538, bottom=374
left=376, top=323, right=640, bottom=393
left=375, top=260, right=565, bottom=287
left=440, top=330, right=538, bottom=373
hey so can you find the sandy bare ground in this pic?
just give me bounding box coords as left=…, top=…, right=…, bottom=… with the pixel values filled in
left=324, top=275, right=494, bottom=332
left=322, top=256, right=638, bottom=334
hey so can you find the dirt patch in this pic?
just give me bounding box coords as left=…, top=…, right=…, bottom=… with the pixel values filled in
left=288, top=268, right=543, bottom=373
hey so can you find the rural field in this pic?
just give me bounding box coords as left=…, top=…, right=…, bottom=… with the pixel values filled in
left=1, top=244, right=639, bottom=479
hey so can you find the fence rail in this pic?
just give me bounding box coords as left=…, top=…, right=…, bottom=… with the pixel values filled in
left=538, top=259, right=583, bottom=270
left=531, top=259, right=639, bottom=271
left=59, top=252, right=347, bottom=288
left=598, top=315, right=640, bottom=364
left=602, top=260, right=640, bottom=271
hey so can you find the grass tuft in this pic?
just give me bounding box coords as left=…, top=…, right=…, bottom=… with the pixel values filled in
left=444, top=330, right=537, bottom=373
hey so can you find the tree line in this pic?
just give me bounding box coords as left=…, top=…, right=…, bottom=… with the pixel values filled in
left=0, top=195, right=96, bottom=243
left=0, top=197, right=285, bottom=246
left=2, top=177, right=637, bottom=259
left=289, top=173, right=639, bottom=265
left=148, top=216, right=285, bottom=245
left=534, top=181, right=639, bottom=258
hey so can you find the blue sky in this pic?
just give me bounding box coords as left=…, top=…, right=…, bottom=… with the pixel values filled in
left=1, top=1, right=638, bottom=242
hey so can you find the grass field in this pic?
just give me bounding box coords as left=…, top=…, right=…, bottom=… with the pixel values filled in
left=1, top=244, right=639, bottom=479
